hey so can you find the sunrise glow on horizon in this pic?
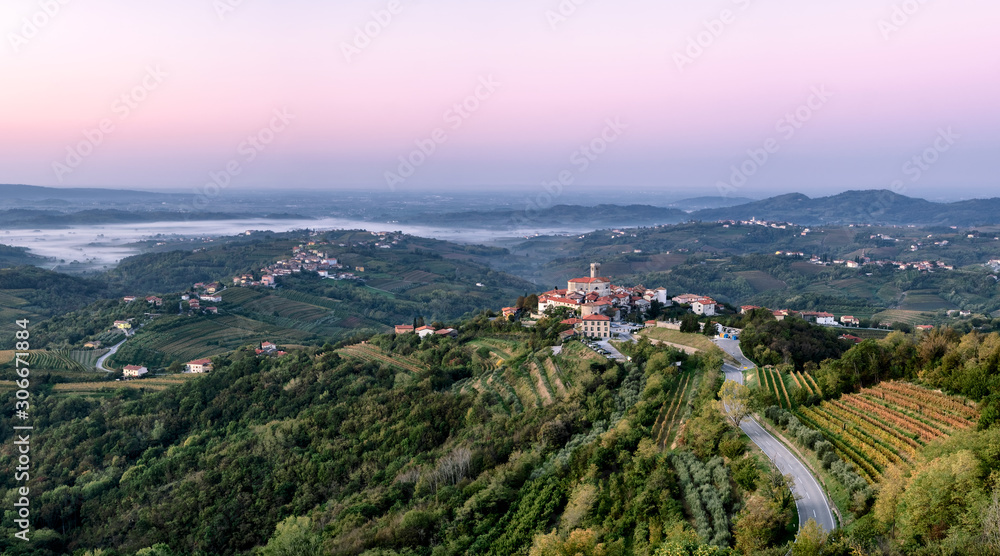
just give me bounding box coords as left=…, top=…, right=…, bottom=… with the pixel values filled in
left=2, top=0, right=998, bottom=199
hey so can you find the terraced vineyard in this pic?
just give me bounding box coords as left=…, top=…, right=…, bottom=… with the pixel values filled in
left=338, top=343, right=426, bottom=374
left=243, top=295, right=332, bottom=322
left=30, top=350, right=88, bottom=372
left=789, top=370, right=821, bottom=397
left=797, top=382, right=978, bottom=483
left=457, top=347, right=580, bottom=415
left=650, top=372, right=694, bottom=448
left=757, top=366, right=794, bottom=409
left=69, top=349, right=110, bottom=369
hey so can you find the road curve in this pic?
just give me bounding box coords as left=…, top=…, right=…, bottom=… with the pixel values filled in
left=96, top=338, right=127, bottom=372
left=716, top=337, right=837, bottom=533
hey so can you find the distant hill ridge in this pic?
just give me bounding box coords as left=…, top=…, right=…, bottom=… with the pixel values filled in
left=692, top=190, right=1000, bottom=226
left=418, top=190, right=1000, bottom=228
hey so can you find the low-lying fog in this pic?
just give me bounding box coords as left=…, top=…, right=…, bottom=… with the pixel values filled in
left=2, top=218, right=588, bottom=271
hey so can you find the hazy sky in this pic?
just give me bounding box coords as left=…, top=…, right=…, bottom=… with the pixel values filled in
left=2, top=1, right=998, bottom=200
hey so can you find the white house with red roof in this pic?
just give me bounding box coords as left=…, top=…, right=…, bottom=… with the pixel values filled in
left=416, top=325, right=437, bottom=338
left=691, top=298, right=718, bottom=316
left=840, top=315, right=860, bottom=326
left=802, top=311, right=837, bottom=326
left=186, top=359, right=213, bottom=373
left=122, top=365, right=148, bottom=378
left=538, top=295, right=581, bottom=313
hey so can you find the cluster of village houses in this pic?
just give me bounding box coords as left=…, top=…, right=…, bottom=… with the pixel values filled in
left=476, top=262, right=940, bottom=342
left=234, top=242, right=342, bottom=287
left=775, top=251, right=955, bottom=272
left=233, top=232, right=406, bottom=287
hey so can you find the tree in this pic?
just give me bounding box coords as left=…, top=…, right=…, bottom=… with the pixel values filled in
left=759, top=467, right=797, bottom=515
left=530, top=528, right=623, bottom=556
left=718, top=380, right=752, bottom=428
left=259, top=516, right=323, bottom=556
left=791, top=518, right=827, bottom=556
left=648, top=299, right=663, bottom=320
left=984, top=489, right=1000, bottom=553
left=734, top=494, right=782, bottom=555
left=680, top=313, right=700, bottom=333
left=703, top=320, right=716, bottom=337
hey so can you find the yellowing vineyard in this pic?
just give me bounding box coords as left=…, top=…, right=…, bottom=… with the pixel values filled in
left=650, top=373, right=694, bottom=448
left=797, top=381, right=977, bottom=483
left=338, top=343, right=426, bottom=374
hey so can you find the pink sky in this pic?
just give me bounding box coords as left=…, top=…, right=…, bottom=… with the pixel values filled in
left=1, top=0, right=998, bottom=199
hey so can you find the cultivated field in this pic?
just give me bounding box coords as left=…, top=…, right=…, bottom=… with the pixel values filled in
left=736, top=270, right=787, bottom=292
left=30, top=350, right=88, bottom=372
left=897, top=289, right=958, bottom=311
left=243, top=296, right=331, bottom=322
left=338, top=343, right=426, bottom=374
left=121, top=314, right=314, bottom=364
left=52, top=374, right=200, bottom=395
left=797, top=382, right=978, bottom=483
left=870, top=309, right=934, bottom=326
left=650, top=372, right=696, bottom=448
left=457, top=342, right=593, bottom=415
left=756, top=366, right=795, bottom=409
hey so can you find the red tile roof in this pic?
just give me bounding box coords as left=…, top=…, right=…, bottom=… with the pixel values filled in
left=582, top=315, right=611, bottom=321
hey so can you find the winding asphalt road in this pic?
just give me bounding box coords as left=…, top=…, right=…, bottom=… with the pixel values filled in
left=95, top=338, right=127, bottom=372
left=716, top=338, right=837, bottom=533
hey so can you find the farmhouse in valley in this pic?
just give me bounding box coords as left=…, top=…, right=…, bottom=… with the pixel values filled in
left=122, top=365, right=148, bottom=378
left=186, top=359, right=213, bottom=373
